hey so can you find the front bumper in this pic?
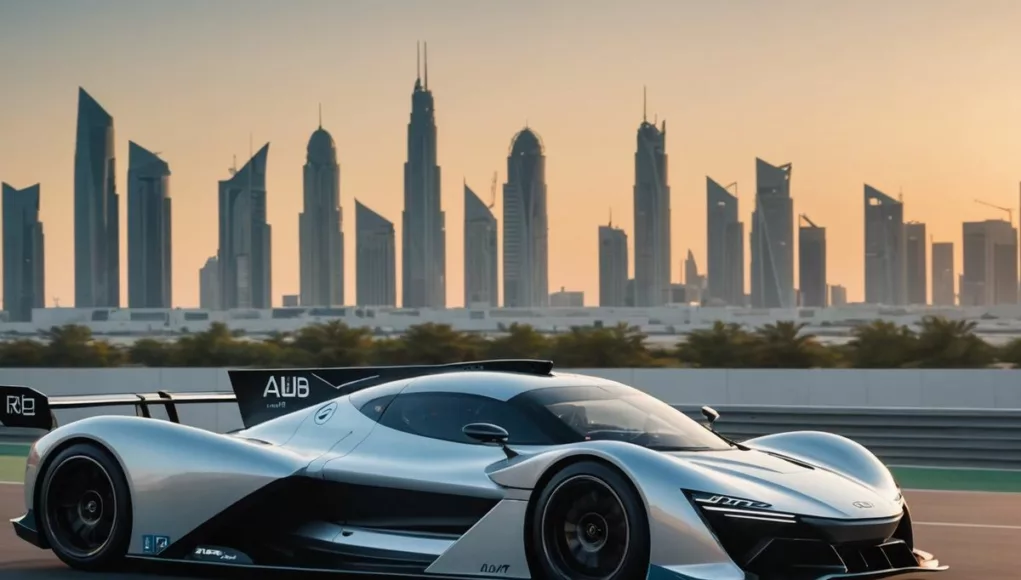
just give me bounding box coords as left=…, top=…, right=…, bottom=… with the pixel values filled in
left=648, top=547, right=945, bottom=580
left=10, top=510, right=47, bottom=549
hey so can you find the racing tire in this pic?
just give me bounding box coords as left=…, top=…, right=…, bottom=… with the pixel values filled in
left=37, top=442, right=132, bottom=571
left=530, top=460, right=649, bottom=580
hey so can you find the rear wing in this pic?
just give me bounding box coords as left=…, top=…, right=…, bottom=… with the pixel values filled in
left=0, top=359, right=553, bottom=432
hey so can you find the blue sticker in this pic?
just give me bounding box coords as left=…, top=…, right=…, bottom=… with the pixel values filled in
left=142, top=534, right=171, bottom=554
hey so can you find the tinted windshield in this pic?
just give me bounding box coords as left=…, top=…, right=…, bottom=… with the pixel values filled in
left=512, top=384, right=733, bottom=451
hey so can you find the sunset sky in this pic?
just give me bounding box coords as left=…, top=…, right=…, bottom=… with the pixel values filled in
left=1, top=0, right=1019, bottom=308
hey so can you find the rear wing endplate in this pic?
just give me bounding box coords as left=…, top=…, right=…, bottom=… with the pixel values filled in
left=0, top=386, right=235, bottom=432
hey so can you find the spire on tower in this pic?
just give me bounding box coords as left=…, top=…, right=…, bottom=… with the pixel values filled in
left=416, top=41, right=421, bottom=82
left=424, top=41, right=429, bottom=90
left=608, top=207, right=613, bottom=227
left=318, top=103, right=322, bottom=129
left=643, top=85, right=647, bottom=122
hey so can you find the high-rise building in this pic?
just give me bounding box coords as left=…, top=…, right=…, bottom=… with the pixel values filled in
left=863, top=185, right=905, bottom=305
left=598, top=223, right=628, bottom=307
left=356, top=200, right=396, bottom=306
left=74, top=87, right=119, bottom=307
left=931, top=242, right=955, bottom=306
left=199, top=256, right=220, bottom=310
left=127, top=142, right=172, bottom=309
left=961, top=219, right=1018, bottom=305
left=402, top=43, right=445, bottom=309
left=798, top=215, right=827, bottom=307
left=750, top=158, right=794, bottom=308
left=299, top=118, right=344, bottom=307
left=633, top=96, right=671, bottom=307
left=706, top=177, right=744, bottom=306
left=502, top=128, right=549, bottom=308
left=464, top=182, right=498, bottom=307
left=830, top=284, right=848, bottom=306
left=905, top=222, right=927, bottom=305
left=218, top=144, right=272, bottom=309
left=2, top=183, right=44, bottom=322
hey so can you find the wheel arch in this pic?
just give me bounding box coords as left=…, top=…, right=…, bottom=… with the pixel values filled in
left=521, top=453, right=651, bottom=576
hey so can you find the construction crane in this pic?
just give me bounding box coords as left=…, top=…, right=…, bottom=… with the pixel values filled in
left=488, top=171, right=497, bottom=209
left=228, top=154, right=238, bottom=176
left=799, top=214, right=819, bottom=228
left=973, top=198, right=1013, bottom=225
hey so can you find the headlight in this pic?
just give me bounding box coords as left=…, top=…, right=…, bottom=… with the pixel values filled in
left=686, top=491, right=798, bottom=524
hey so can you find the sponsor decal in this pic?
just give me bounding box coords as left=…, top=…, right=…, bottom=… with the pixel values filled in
left=481, top=563, right=510, bottom=574
left=853, top=501, right=874, bottom=509
left=5, top=394, right=35, bottom=416
left=263, top=376, right=310, bottom=399
left=314, top=402, right=337, bottom=425
left=190, top=545, right=253, bottom=564
left=141, top=534, right=170, bottom=554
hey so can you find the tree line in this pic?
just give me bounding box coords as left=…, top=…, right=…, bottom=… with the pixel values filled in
left=0, top=316, right=1018, bottom=369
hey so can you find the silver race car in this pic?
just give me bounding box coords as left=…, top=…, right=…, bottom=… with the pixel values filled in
left=3, top=360, right=946, bottom=579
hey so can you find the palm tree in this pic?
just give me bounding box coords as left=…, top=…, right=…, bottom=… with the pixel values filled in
left=676, top=321, right=759, bottom=368
left=752, top=321, right=832, bottom=368
left=845, top=320, right=917, bottom=368
left=913, top=316, right=994, bottom=368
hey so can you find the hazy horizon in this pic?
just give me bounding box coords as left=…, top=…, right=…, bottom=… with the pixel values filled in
left=1, top=0, right=1019, bottom=308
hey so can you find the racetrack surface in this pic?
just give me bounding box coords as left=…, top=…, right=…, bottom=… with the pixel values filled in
left=1, top=485, right=1018, bottom=579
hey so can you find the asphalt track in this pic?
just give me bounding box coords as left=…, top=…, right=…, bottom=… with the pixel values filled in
left=1, top=485, right=1018, bottom=579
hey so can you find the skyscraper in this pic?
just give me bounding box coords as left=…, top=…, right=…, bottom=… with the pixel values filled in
left=299, top=117, right=344, bottom=307
left=598, top=222, right=628, bottom=307
left=199, top=256, right=220, bottom=310
left=74, top=87, right=119, bottom=307
left=464, top=182, right=497, bottom=307
left=706, top=177, right=744, bottom=306
left=961, top=219, right=1018, bottom=305
left=502, top=128, right=549, bottom=308
left=633, top=93, right=671, bottom=307
left=750, top=158, right=794, bottom=308
left=931, top=241, right=955, bottom=306
left=863, top=185, right=905, bottom=305
left=905, top=221, right=927, bottom=305
left=218, top=144, right=272, bottom=309
left=127, top=142, right=172, bottom=309
left=402, top=43, right=445, bottom=309
left=356, top=200, right=396, bottom=306
left=2, top=183, right=44, bottom=322
left=798, top=215, right=827, bottom=307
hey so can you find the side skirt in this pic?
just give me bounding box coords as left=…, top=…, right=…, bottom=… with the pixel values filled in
left=126, top=555, right=511, bottom=579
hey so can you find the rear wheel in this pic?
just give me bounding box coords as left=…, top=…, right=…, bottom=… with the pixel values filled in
left=38, top=442, right=132, bottom=571
left=530, top=461, right=649, bottom=580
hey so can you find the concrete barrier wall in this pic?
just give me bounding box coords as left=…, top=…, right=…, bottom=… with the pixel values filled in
left=0, top=367, right=1018, bottom=435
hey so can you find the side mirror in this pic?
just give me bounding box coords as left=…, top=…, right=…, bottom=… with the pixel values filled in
left=701, top=406, right=720, bottom=429
left=463, top=423, right=517, bottom=460
left=463, top=422, right=509, bottom=445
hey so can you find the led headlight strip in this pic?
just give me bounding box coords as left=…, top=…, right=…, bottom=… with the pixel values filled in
left=689, top=492, right=798, bottom=525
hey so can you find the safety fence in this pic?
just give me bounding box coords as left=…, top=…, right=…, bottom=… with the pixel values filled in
left=677, top=405, right=1021, bottom=470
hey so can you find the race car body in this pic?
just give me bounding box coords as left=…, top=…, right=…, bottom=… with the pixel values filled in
left=3, top=360, right=946, bottom=579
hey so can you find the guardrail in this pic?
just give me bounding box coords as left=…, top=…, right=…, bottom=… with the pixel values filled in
left=678, top=405, right=1021, bottom=470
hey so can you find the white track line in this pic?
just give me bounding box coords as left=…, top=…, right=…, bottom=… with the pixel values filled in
left=915, top=521, right=1021, bottom=531
left=0, top=480, right=22, bottom=485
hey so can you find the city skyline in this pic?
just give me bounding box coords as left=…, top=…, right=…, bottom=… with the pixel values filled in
left=1, top=1, right=1020, bottom=309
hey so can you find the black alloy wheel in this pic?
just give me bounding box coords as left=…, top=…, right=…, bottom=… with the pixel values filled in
left=39, top=442, right=132, bottom=571
left=532, top=460, right=649, bottom=580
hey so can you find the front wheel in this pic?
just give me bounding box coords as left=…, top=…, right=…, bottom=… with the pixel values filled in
left=38, top=442, right=132, bottom=571
left=530, top=460, right=649, bottom=580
